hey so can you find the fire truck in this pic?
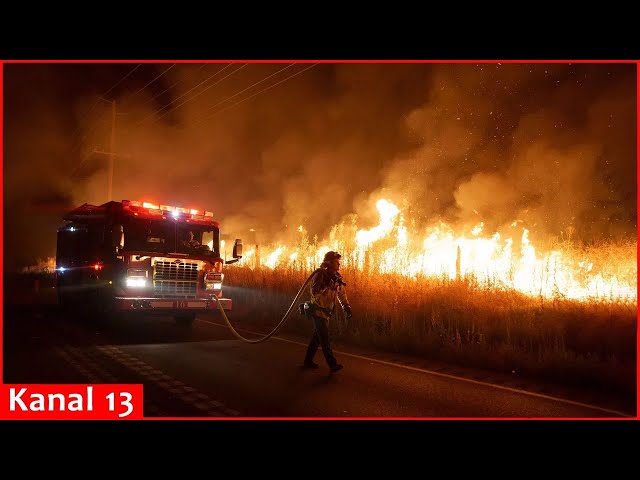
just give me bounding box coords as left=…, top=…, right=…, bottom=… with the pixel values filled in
left=55, top=199, right=242, bottom=327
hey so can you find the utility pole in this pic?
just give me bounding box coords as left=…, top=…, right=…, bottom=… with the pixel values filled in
left=108, top=99, right=116, bottom=202
left=93, top=99, right=131, bottom=203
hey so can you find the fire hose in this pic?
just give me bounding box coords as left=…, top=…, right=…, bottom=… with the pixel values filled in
left=209, top=269, right=319, bottom=344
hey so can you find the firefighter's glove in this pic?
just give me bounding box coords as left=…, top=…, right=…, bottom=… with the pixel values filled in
left=344, top=306, right=353, bottom=320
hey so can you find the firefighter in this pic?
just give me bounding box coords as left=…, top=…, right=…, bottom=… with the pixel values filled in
left=182, top=230, right=200, bottom=248
left=302, top=250, right=352, bottom=373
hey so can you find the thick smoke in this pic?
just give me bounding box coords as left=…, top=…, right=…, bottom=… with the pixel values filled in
left=3, top=63, right=636, bottom=271
left=359, top=64, right=637, bottom=242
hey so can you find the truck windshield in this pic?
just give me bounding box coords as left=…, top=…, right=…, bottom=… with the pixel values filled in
left=123, top=218, right=220, bottom=257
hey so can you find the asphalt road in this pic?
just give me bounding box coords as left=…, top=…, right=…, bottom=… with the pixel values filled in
left=3, top=287, right=634, bottom=418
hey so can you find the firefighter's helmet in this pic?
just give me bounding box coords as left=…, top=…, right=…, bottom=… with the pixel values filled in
left=323, top=251, right=341, bottom=263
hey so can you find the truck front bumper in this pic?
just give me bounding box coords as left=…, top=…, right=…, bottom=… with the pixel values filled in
left=113, top=296, right=232, bottom=312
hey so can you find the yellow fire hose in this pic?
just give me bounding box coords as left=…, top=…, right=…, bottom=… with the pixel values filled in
left=210, top=269, right=319, bottom=344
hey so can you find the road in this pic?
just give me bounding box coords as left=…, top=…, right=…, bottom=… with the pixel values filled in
left=3, top=288, right=634, bottom=418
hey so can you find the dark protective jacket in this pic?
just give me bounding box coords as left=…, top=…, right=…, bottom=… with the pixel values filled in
left=309, top=267, right=350, bottom=320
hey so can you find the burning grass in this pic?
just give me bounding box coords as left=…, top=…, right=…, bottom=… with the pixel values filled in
left=224, top=264, right=637, bottom=398
left=231, top=199, right=637, bottom=305
left=20, top=256, right=56, bottom=274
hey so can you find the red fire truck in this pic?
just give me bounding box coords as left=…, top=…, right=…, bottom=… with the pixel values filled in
left=55, top=199, right=242, bottom=327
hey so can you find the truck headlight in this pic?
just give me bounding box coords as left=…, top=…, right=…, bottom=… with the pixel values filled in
left=204, top=272, right=223, bottom=290
left=126, top=269, right=148, bottom=288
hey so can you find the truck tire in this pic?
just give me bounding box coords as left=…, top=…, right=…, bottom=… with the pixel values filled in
left=175, top=313, right=196, bottom=328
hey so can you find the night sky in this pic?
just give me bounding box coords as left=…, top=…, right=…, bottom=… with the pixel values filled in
left=3, top=62, right=637, bottom=271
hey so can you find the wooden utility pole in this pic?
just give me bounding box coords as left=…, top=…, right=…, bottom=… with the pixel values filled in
left=93, top=99, right=131, bottom=203
left=108, top=99, right=116, bottom=201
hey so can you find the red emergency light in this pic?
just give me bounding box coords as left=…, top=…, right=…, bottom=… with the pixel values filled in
left=122, top=200, right=215, bottom=221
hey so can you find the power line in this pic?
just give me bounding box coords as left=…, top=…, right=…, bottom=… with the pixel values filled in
left=191, top=63, right=296, bottom=126
left=134, top=63, right=239, bottom=128
left=133, top=65, right=216, bottom=112
left=121, top=63, right=176, bottom=105
left=141, top=79, right=181, bottom=107
left=70, top=65, right=141, bottom=145
left=140, top=63, right=251, bottom=128
left=150, top=64, right=249, bottom=124
left=200, top=63, right=319, bottom=122
left=102, top=64, right=142, bottom=99
left=118, top=65, right=217, bottom=137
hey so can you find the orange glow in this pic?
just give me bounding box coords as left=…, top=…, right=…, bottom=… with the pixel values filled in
left=234, top=198, right=637, bottom=304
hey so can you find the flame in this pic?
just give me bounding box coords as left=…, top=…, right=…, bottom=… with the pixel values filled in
left=264, top=246, right=285, bottom=269
left=356, top=199, right=400, bottom=247
left=232, top=198, right=636, bottom=303
left=471, top=222, right=484, bottom=236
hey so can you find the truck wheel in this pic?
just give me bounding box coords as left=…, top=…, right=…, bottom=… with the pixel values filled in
left=175, top=313, right=196, bottom=328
